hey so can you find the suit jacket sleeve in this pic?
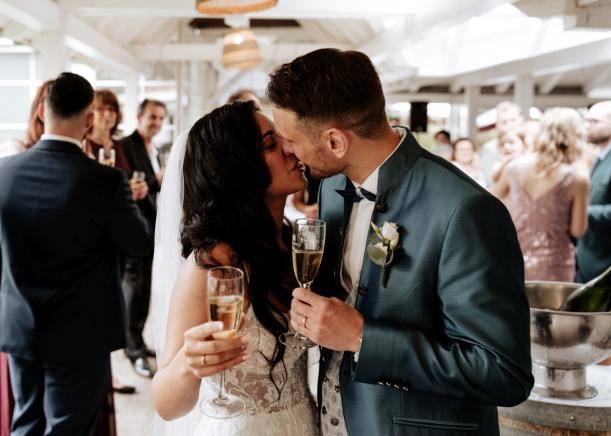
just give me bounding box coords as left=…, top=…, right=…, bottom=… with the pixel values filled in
left=108, top=171, right=153, bottom=257
left=352, top=194, right=534, bottom=407
left=589, top=203, right=611, bottom=227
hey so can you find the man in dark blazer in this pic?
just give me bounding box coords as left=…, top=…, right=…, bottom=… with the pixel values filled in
left=268, top=49, right=533, bottom=436
left=578, top=101, right=611, bottom=282
left=121, top=99, right=165, bottom=377
left=0, top=72, right=152, bottom=435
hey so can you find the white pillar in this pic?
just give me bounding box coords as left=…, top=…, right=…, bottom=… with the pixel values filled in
left=175, top=61, right=184, bottom=135
left=464, top=85, right=480, bottom=140
left=188, top=61, right=206, bottom=126
left=124, top=74, right=139, bottom=134
left=514, top=74, right=534, bottom=120
left=32, top=31, right=67, bottom=80
left=448, top=102, right=461, bottom=140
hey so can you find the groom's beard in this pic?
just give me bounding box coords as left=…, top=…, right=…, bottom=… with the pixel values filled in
left=307, top=149, right=346, bottom=180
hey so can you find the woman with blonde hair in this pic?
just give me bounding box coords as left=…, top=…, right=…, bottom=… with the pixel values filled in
left=0, top=80, right=52, bottom=158
left=492, top=107, right=589, bottom=281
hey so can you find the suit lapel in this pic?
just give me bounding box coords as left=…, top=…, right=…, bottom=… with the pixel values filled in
left=354, top=128, right=422, bottom=304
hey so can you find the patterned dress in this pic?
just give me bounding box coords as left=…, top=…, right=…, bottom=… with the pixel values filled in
left=194, top=306, right=319, bottom=436
left=505, top=165, right=577, bottom=282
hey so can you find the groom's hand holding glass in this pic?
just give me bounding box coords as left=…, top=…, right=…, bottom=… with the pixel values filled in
left=290, top=288, right=364, bottom=352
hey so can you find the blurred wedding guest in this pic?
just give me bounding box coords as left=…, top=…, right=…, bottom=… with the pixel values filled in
left=0, top=72, right=151, bottom=435
left=577, top=101, right=611, bottom=282
left=492, top=107, right=589, bottom=281
left=227, top=88, right=262, bottom=110
left=451, top=137, right=485, bottom=185
left=522, top=119, right=541, bottom=151
left=86, top=89, right=144, bottom=396
left=0, top=80, right=52, bottom=159
left=481, top=101, right=525, bottom=185
left=433, top=129, right=453, bottom=160
left=388, top=115, right=401, bottom=126
left=87, top=90, right=149, bottom=204
left=121, top=99, right=166, bottom=377
left=490, top=126, right=527, bottom=185
left=0, top=81, right=52, bottom=436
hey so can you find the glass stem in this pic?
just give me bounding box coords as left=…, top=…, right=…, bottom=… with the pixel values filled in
left=218, top=370, right=227, bottom=401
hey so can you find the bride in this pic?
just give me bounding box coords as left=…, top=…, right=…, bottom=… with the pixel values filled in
left=151, top=101, right=319, bottom=435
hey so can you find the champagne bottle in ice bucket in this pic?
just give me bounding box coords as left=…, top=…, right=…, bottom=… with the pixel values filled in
left=560, top=265, right=611, bottom=312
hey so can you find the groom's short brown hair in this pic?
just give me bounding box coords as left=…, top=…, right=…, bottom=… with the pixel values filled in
left=266, top=49, right=387, bottom=139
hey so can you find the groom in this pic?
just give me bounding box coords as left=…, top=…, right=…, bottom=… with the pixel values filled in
left=268, top=49, right=534, bottom=435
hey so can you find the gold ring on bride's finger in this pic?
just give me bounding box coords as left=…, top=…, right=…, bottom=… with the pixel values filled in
left=201, top=355, right=207, bottom=367
left=302, top=316, right=308, bottom=329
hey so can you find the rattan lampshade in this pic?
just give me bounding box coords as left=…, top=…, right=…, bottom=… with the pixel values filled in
left=221, top=28, right=262, bottom=69
left=196, top=0, right=278, bottom=14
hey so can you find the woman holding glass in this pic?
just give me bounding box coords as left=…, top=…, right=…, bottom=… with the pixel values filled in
left=86, top=90, right=148, bottom=201
left=151, top=101, right=319, bottom=435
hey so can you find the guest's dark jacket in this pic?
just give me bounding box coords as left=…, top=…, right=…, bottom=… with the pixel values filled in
left=121, top=130, right=160, bottom=226
left=315, top=129, right=533, bottom=435
left=0, top=139, right=152, bottom=363
left=577, top=149, right=611, bottom=281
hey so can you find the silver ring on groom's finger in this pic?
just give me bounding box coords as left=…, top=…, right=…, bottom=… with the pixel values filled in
left=302, top=316, right=308, bottom=329
left=201, top=355, right=207, bottom=367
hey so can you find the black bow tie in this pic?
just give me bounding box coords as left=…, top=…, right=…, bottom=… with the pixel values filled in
left=336, top=186, right=377, bottom=203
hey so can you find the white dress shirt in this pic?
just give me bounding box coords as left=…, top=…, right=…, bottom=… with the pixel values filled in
left=41, top=134, right=83, bottom=150
left=340, top=128, right=406, bottom=294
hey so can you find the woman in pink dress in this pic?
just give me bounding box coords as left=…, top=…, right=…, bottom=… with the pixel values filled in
left=492, top=108, right=590, bottom=281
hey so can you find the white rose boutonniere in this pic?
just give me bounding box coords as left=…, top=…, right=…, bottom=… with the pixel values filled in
left=366, top=221, right=400, bottom=287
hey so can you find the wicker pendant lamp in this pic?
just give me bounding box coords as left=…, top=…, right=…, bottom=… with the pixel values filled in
left=196, top=0, right=278, bottom=14
left=221, top=28, right=262, bottom=69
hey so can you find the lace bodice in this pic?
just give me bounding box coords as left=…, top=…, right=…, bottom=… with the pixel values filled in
left=195, top=306, right=319, bottom=436
left=505, top=165, right=576, bottom=281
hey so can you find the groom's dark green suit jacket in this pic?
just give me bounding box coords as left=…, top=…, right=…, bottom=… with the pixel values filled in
left=314, top=129, right=534, bottom=435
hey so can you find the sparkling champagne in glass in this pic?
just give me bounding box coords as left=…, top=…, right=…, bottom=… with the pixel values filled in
left=98, top=148, right=116, bottom=167
left=280, top=218, right=326, bottom=349
left=200, top=266, right=245, bottom=419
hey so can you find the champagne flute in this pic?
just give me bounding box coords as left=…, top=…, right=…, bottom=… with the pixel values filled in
left=280, top=218, right=326, bottom=349
left=131, top=171, right=145, bottom=183
left=200, top=266, right=246, bottom=419
left=98, top=148, right=116, bottom=167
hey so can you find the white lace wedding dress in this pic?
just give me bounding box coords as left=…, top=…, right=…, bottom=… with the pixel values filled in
left=194, top=306, right=319, bottom=436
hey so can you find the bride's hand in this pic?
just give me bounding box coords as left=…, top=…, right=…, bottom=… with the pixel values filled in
left=183, top=321, right=250, bottom=378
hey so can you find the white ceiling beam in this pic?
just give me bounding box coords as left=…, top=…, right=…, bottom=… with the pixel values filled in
left=363, top=0, right=514, bottom=78
left=0, top=0, right=60, bottom=31
left=539, top=72, right=565, bottom=94
left=132, top=42, right=350, bottom=62
left=450, top=82, right=463, bottom=94
left=585, top=66, right=611, bottom=93
left=495, top=82, right=513, bottom=94
left=0, top=0, right=150, bottom=74
left=65, top=15, right=151, bottom=73
left=452, top=36, right=611, bottom=87
left=57, top=0, right=414, bottom=19
left=513, top=0, right=576, bottom=17
left=1, top=20, right=34, bottom=42
left=386, top=92, right=603, bottom=108
left=565, top=4, right=611, bottom=29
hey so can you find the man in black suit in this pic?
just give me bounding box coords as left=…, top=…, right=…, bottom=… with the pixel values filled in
left=121, top=99, right=166, bottom=377
left=0, top=72, right=152, bottom=435
left=578, top=101, right=611, bottom=281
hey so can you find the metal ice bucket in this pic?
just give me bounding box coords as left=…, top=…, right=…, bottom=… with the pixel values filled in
left=526, top=281, right=611, bottom=399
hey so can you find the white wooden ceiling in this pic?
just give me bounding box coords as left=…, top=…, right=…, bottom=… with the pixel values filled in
left=2, top=0, right=611, bottom=101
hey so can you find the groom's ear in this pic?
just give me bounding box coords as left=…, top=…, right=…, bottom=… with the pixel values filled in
left=323, top=128, right=349, bottom=159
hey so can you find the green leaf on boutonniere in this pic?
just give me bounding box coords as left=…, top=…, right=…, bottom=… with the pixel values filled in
left=367, top=242, right=389, bottom=267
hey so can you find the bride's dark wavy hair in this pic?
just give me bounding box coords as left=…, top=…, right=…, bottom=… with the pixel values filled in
left=181, top=100, right=290, bottom=397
